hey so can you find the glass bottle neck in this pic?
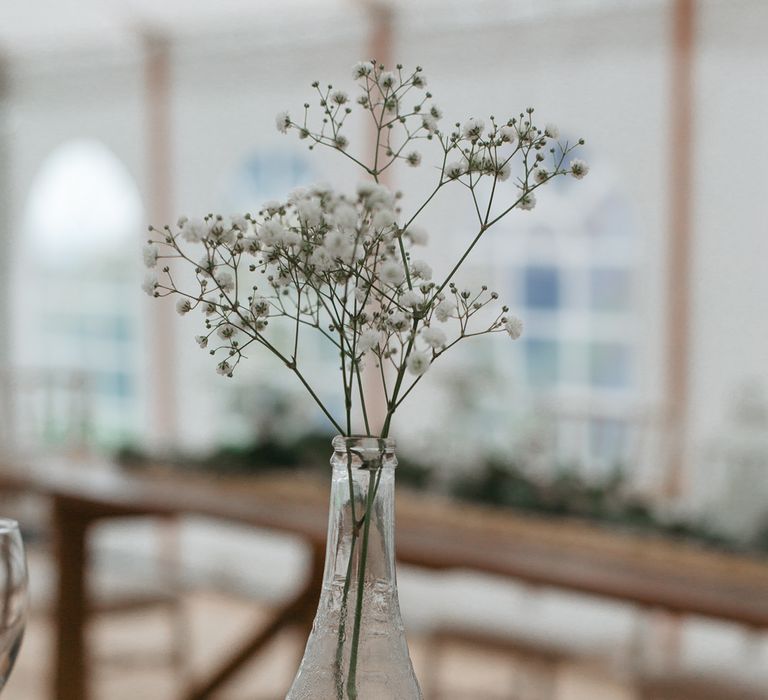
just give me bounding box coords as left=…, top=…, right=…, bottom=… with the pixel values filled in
left=324, top=437, right=397, bottom=589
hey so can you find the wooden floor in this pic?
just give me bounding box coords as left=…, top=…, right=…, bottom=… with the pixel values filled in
left=3, top=589, right=635, bottom=700
left=3, top=545, right=762, bottom=700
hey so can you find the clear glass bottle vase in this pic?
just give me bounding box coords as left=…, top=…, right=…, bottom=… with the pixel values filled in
left=287, top=436, right=422, bottom=699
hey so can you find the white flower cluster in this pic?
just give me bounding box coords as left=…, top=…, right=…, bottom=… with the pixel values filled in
left=146, top=60, right=587, bottom=435
left=145, top=181, right=515, bottom=387
left=278, top=63, right=587, bottom=216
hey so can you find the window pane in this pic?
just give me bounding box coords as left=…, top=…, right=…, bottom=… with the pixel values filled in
left=524, top=266, right=560, bottom=309
left=585, top=194, right=632, bottom=239
left=590, top=343, right=630, bottom=388
left=591, top=268, right=630, bottom=311
left=589, top=418, right=628, bottom=465
left=95, top=371, right=133, bottom=399
left=525, top=339, right=559, bottom=386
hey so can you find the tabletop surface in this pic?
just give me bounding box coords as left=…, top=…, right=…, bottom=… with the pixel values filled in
left=1, top=458, right=767, bottom=627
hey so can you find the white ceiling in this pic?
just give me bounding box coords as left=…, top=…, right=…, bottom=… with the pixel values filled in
left=0, top=0, right=357, bottom=56
left=0, top=0, right=659, bottom=59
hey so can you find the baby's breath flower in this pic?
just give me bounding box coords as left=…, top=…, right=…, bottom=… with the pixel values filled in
left=262, top=200, right=282, bottom=215
left=422, top=114, right=439, bottom=133
left=275, top=111, right=291, bottom=134
left=176, top=298, right=192, bottom=315
left=214, top=271, right=235, bottom=293
left=570, top=159, right=590, bottom=179
left=407, top=226, right=429, bottom=246
left=420, top=326, right=446, bottom=349
left=406, top=351, right=430, bottom=376
left=357, top=181, right=375, bottom=199
left=497, top=162, right=511, bottom=181
left=297, top=199, right=323, bottom=228
left=231, top=214, right=249, bottom=232
left=372, top=208, right=396, bottom=230
left=400, top=290, right=422, bottom=308
left=243, top=235, right=260, bottom=255
left=519, top=122, right=536, bottom=144
left=195, top=335, right=208, bottom=349
left=310, top=247, right=334, bottom=271
left=357, top=328, right=381, bottom=353
left=143, top=243, right=159, bottom=268
left=388, top=310, right=410, bottom=332
left=406, top=151, right=422, bottom=167
left=383, top=95, right=399, bottom=113
left=434, top=300, right=456, bottom=322
left=381, top=261, right=405, bottom=286
left=250, top=296, right=270, bottom=318
left=334, top=134, right=349, bottom=151
left=534, top=168, right=549, bottom=184
left=331, top=90, right=348, bottom=105
left=379, top=71, right=396, bottom=89
left=504, top=316, right=524, bottom=340
left=216, top=360, right=232, bottom=376
left=324, top=230, right=355, bottom=260
left=217, top=323, right=238, bottom=340
left=410, top=260, right=432, bottom=281
left=142, top=272, right=158, bottom=296
left=182, top=217, right=207, bottom=243
left=352, top=61, right=374, bottom=79
left=208, top=219, right=236, bottom=246
left=462, top=117, right=485, bottom=140
left=518, top=190, right=537, bottom=211
left=499, top=125, right=516, bottom=143
left=412, top=73, right=427, bottom=89
left=288, top=187, right=308, bottom=204
left=260, top=219, right=287, bottom=246
left=279, top=229, right=302, bottom=248
left=544, top=123, right=560, bottom=139
left=445, top=160, right=465, bottom=179
left=331, top=203, right=358, bottom=231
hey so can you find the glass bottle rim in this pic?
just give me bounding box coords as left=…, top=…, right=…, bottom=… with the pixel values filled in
left=332, top=435, right=396, bottom=451
left=0, top=518, right=20, bottom=535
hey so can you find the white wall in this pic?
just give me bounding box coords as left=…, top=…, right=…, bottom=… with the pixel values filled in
left=2, top=0, right=767, bottom=518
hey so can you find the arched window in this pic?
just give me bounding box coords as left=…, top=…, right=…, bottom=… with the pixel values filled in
left=11, top=140, right=144, bottom=451
left=488, top=156, right=640, bottom=477
left=201, top=149, right=330, bottom=445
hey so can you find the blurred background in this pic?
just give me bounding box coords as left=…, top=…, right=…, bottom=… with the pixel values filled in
left=1, top=0, right=767, bottom=698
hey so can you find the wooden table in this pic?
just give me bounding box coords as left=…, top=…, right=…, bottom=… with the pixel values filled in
left=1, top=460, right=768, bottom=699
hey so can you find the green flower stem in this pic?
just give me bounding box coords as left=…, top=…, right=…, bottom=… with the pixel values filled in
left=334, top=448, right=360, bottom=697
left=346, top=465, right=378, bottom=699
left=335, top=532, right=357, bottom=698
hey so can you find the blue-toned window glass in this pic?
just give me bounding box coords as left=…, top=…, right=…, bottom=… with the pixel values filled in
left=110, top=316, right=133, bottom=343
left=590, top=342, right=631, bottom=388
left=525, top=339, right=559, bottom=386
left=590, top=268, right=631, bottom=311
left=229, top=151, right=313, bottom=211
left=585, top=194, right=632, bottom=239
left=96, top=371, right=133, bottom=399
left=524, top=266, right=560, bottom=310
left=589, top=418, right=628, bottom=464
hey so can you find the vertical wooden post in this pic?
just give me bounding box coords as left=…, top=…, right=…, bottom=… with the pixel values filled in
left=144, top=34, right=178, bottom=447
left=52, top=499, right=89, bottom=700
left=0, top=60, right=13, bottom=452
left=362, top=2, right=395, bottom=434
left=664, top=0, right=696, bottom=499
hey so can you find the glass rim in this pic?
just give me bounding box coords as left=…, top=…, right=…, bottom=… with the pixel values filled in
left=0, top=518, right=21, bottom=533
left=332, top=435, right=396, bottom=449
